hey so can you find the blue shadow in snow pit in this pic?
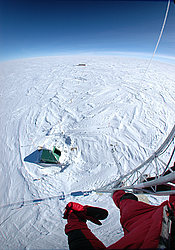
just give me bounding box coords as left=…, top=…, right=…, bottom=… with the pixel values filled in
left=24, top=150, right=41, bottom=164
left=64, top=136, right=71, bottom=145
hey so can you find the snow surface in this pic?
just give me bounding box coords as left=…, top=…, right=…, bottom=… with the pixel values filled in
left=0, top=55, right=175, bottom=249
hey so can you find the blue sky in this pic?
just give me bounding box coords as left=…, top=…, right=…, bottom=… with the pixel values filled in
left=0, top=0, right=175, bottom=61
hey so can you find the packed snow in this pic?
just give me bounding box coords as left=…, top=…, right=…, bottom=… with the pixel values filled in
left=0, top=55, right=175, bottom=249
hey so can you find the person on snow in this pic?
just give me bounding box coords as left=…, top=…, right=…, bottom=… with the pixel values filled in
left=63, top=165, right=175, bottom=249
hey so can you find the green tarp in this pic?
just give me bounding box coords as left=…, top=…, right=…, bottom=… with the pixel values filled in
left=41, top=147, right=61, bottom=163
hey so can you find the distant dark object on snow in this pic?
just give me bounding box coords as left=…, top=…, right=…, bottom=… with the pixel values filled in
left=77, top=63, right=86, bottom=66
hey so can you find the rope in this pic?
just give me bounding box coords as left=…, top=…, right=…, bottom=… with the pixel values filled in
left=0, top=191, right=93, bottom=211
left=0, top=191, right=94, bottom=227
left=139, top=0, right=171, bottom=85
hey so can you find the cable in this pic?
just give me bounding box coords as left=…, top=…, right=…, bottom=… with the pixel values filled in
left=139, top=0, right=171, bottom=85
left=0, top=191, right=93, bottom=211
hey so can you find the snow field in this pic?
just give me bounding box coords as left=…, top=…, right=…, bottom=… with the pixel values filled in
left=0, top=55, right=175, bottom=249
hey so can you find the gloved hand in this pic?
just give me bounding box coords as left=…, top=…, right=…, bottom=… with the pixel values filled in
left=63, top=202, right=108, bottom=225
left=63, top=202, right=85, bottom=219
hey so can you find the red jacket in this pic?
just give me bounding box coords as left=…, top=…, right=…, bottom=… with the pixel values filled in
left=65, top=191, right=175, bottom=249
left=108, top=190, right=175, bottom=249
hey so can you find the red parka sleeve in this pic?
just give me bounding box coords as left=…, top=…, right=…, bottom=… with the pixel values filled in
left=112, top=190, right=126, bottom=208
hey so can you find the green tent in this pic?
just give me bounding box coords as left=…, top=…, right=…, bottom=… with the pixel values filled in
left=40, top=147, right=61, bottom=164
